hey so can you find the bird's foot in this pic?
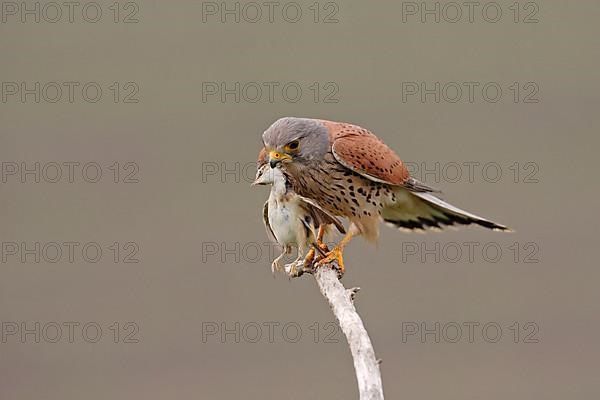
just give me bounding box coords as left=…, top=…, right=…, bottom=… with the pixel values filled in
left=315, top=240, right=330, bottom=256
left=301, top=241, right=331, bottom=275
left=303, top=248, right=316, bottom=268
left=315, top=246, right=345, bottom=279
left=271, top=259, right=284, bottom=275
left=284, top=259, right=305, bottom=278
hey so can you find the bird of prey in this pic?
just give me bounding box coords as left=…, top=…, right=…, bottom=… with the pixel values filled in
left=261, top=117, right=510, bottom=274
left=253, top=149, right=345, bottom=276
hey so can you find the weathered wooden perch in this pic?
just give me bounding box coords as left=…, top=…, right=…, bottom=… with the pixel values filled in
left=291, top=262, right=385, bottom=400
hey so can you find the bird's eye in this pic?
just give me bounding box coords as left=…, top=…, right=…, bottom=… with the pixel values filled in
left=285, top=140, right=300, bottom=151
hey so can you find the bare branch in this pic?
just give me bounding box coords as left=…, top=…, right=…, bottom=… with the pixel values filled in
left=303, top=263, right=384, bottom=399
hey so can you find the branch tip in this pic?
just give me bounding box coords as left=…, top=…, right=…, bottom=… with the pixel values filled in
left=347, top=286, right=361, bottom=301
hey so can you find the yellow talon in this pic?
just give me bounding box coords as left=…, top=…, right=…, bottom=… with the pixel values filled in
left=303, top=248, right=316, bottom=268
left=314, top=225, right=330, bottom=258
left=314, top=224, right=358, bottom=278
left=316, top=246, right=345, bottom=276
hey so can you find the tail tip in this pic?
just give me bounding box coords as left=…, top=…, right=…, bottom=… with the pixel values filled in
left=491, top=224, right=513, bottom=233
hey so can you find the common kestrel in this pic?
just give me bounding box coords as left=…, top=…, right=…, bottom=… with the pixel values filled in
left=253, top=149, right=345, bottom=276
left=261, top=117, right=510, bottom=273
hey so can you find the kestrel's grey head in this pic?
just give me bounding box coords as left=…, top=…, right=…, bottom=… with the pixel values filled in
left=262, top=117, right=330, bottom=168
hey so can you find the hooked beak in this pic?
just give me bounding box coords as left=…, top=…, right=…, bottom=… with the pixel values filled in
left=268, top=150, right=291, bottom=168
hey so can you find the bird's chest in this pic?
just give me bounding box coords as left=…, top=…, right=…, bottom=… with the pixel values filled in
left=268, top=196, right=303, bottom=245
left=292, top=158, right=387, bottom=217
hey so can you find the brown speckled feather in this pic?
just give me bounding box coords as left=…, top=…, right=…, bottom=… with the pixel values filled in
left=297, top=196, right=346, bottom=235
left=319, top=120, right=410, bottom=186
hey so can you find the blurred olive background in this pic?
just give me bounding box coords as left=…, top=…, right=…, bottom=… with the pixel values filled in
left=1, top=1, right=599, bottom=399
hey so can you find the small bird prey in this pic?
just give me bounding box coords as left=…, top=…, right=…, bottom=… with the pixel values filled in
left=261, top=117, right=510, bottom=274
left=253, top=150, right=345, bottom=276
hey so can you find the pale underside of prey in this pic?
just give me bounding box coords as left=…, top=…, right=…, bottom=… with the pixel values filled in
left=253, top=161, right=344, bottom=276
